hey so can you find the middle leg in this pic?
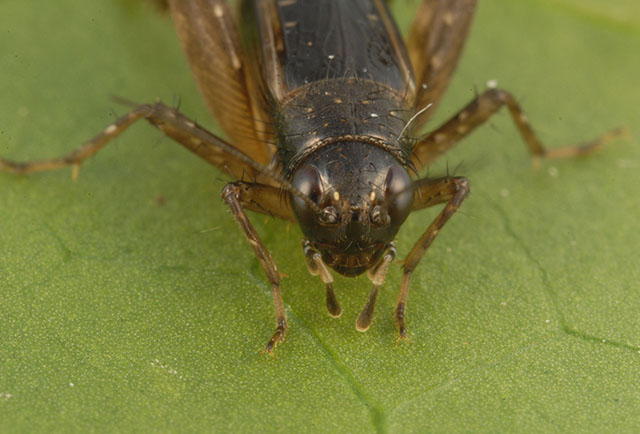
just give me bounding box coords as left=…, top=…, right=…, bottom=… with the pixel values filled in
left=0, top=101, right=267, bottom=182
left=411, top=87, right=626, bottom=169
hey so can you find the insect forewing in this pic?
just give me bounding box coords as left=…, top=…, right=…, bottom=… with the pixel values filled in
left=242, top=0, right=415, bottom=103
left=407, top=0, right=477, bottom=128
left=168, top=0, right=274, bottom=166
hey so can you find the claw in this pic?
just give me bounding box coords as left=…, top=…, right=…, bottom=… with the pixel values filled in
left=394, top=327, right=411, bottom=347
left=261, top=324, right=286, bottom=356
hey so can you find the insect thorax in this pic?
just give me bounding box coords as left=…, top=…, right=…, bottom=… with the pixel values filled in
left=275, top=78, right=414, bottom=179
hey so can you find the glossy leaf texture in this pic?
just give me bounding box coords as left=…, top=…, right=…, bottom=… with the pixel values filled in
left=0, top=0, right=638, bottom=432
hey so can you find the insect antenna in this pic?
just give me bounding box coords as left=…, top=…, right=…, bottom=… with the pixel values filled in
left=110, top=94, right=142, bottom=108
left=172, top=93, right=182, bottom=112
left=398, top=103, right=433, bottom=141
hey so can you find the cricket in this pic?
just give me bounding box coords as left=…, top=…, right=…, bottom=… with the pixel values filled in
left=0, top=0, right=623, bottom=354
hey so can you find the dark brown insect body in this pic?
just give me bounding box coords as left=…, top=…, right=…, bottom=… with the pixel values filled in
left=0, top=0, right=622, bottom=353
left=248, top=0, right=417, bottom=277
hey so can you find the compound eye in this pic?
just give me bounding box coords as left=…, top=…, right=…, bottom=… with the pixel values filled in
left=291, top=165, right=326, bottom=229
left=293, top=165, right=323, bottom=203
left=318, top=206, right=339, bottom=225
left=385, top=165, right=410, bottom=196
left=384, top=165, right=414, bottom=224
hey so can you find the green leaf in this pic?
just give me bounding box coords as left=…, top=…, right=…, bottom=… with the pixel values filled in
left=1, top=0, right=638, bottom=432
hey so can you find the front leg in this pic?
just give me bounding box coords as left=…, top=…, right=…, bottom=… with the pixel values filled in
left=396, top=176, right=470, bottom=342
left=222, top=182, right=287, bottom=354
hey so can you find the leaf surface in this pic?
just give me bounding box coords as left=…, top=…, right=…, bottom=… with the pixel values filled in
left=1, top=1, right=638, bottom=432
